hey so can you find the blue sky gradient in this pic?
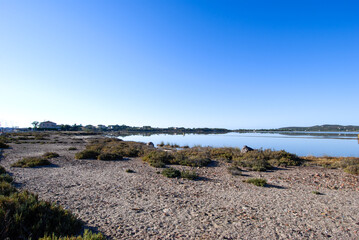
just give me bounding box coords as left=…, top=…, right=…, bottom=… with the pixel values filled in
left=1, top=1, right=358, bottom=128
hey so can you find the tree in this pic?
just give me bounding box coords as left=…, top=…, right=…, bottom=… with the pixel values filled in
left=31, top=121, right=39, bottom=130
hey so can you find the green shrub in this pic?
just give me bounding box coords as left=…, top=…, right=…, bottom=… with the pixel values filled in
left=97, top=152, right=123, bottom=161
left=0, top=174, right=13, bottom=183
left=125, top=169, right=135, bottom=173
left=173, top=150, right=212, bottom=167
left=161, top=168, right=181, bottom=178
left=0, top=142, right=10, bottom=149
left=11, top=157, right=51, bottom=168
left=265, top=150, right=302, bottom=167
left=43, top=152, right=60, bottom=159
left=227, top=166, right=242, bottom=176
left=75, top=150, right=100, bottom=160
left=87, top=139, right=149, bottom=158
left=234, top=149, right=302, bottom=171
left=245, top=178, right=267, bottom=187
left=173, top=153, right=211, bottom=167
left=149, top=160, right=166, bottom=168
left=336, top=158, right=359, bottom=168
left=209, top=147, right=241, bottom=162
left=142, top=151, right=174, bottom=168
left=236, top=155, right=271, bottom=171
left=0, top=166, right=6, bottom=175
left=0, top=191, right=82, bottom=240
left=68, top=147, right=77, bottom=151
left=180, top=170, right=198, bottom=180
left=344, top=165, right=359, bottom=175
left=0, top=181, right=17, bottom=196
left=39, top=229, right=106, bottom=240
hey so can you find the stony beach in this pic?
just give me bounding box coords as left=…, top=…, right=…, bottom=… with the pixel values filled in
left=1, top=133, right=359, bottom=239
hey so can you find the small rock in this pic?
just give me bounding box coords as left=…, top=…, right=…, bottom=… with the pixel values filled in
left=241, top=145, right=254, bottom=153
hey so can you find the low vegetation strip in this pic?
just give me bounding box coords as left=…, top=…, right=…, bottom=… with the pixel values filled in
left=245, top=178, right=267, bottom=187
left=304, top=156, right=359, bottom=175
left=0, top=165, right=104, bottom=240
left=11, top=152, right=60, bottom=168
left=75, top=138, right=151, bottom=161
left=11, top=156, right=52, bottom=168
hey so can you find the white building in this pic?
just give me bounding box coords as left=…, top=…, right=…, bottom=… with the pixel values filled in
left=39, top=121, right=59, bottom=129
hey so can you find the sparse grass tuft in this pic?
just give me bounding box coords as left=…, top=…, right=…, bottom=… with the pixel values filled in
left=312, top=191, right=322, bottom=195
left=245, top=178, right=267, bottom=187
left=43, top=152, right=60, bottom=159
left=11, top=157, right=51, bottom=168
left=39, top=229, right=106, bottom=240
left=125, top=169, right=135, bottom=173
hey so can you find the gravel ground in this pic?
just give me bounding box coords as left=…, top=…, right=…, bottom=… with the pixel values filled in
left=1, top=134, right=359, bottom=239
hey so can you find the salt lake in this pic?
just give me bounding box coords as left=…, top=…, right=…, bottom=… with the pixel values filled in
left=120, top=132, right=359, bottom=157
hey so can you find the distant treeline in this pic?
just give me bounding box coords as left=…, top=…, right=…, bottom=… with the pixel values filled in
left=277, top=124, right=359, bottom=132
left=33, top=124, right=359, bottom=134
left=58, top=124, right=230, bottom=135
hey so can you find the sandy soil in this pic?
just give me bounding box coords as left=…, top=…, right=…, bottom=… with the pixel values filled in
left=1, top=134, right=359, bottom=239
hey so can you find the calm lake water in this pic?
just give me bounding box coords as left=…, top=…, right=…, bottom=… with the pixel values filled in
left=121, top=132, right=359, bottom=157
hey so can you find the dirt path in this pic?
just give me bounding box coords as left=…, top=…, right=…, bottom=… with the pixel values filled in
left=1, top=134, right=359, bottom=239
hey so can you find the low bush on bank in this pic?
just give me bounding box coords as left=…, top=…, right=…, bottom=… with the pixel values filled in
left=0, top=166, right=103, bottom=240
left=233, top=149, right=302, bottom=171
left=142, top=151, right=174, bottom=168
left=245, top=178, right=267, bottom=187
left=11, top=157, right=51, bottom=168
left=76, top=138, right=151, bottom=161
left=0, top=191, right=82, bottom=239
left=0, top=181, right=17, bottom=195
left=161, top=168, right=181, bottom=178
left=172, top=151, right=211, bottom=167
left=0, top=166, right=6, bottom=175
left=75, top=150, right=100, bottom=160
left=0, top=142, right=10, bottom=149
left=142, top=149, right=211, bottom=168
left=0, top=174, right=13, bottom=183
left=43, top=152, right=60, bottom=159
left=97, top=152, right=123, bottom=161
left=344, top=165, right=359, bottom=175
left=303, top=156, right=359, bottom=175
left=209, top=147, right=241, bottom=162
left=180, top=170, right=198, bottom=180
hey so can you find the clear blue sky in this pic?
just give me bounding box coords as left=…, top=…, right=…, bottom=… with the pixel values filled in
left=1, top=0, right=358, bottom=129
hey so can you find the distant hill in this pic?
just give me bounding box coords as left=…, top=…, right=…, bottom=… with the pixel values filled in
left=278, top=124, right=359, bottom=132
